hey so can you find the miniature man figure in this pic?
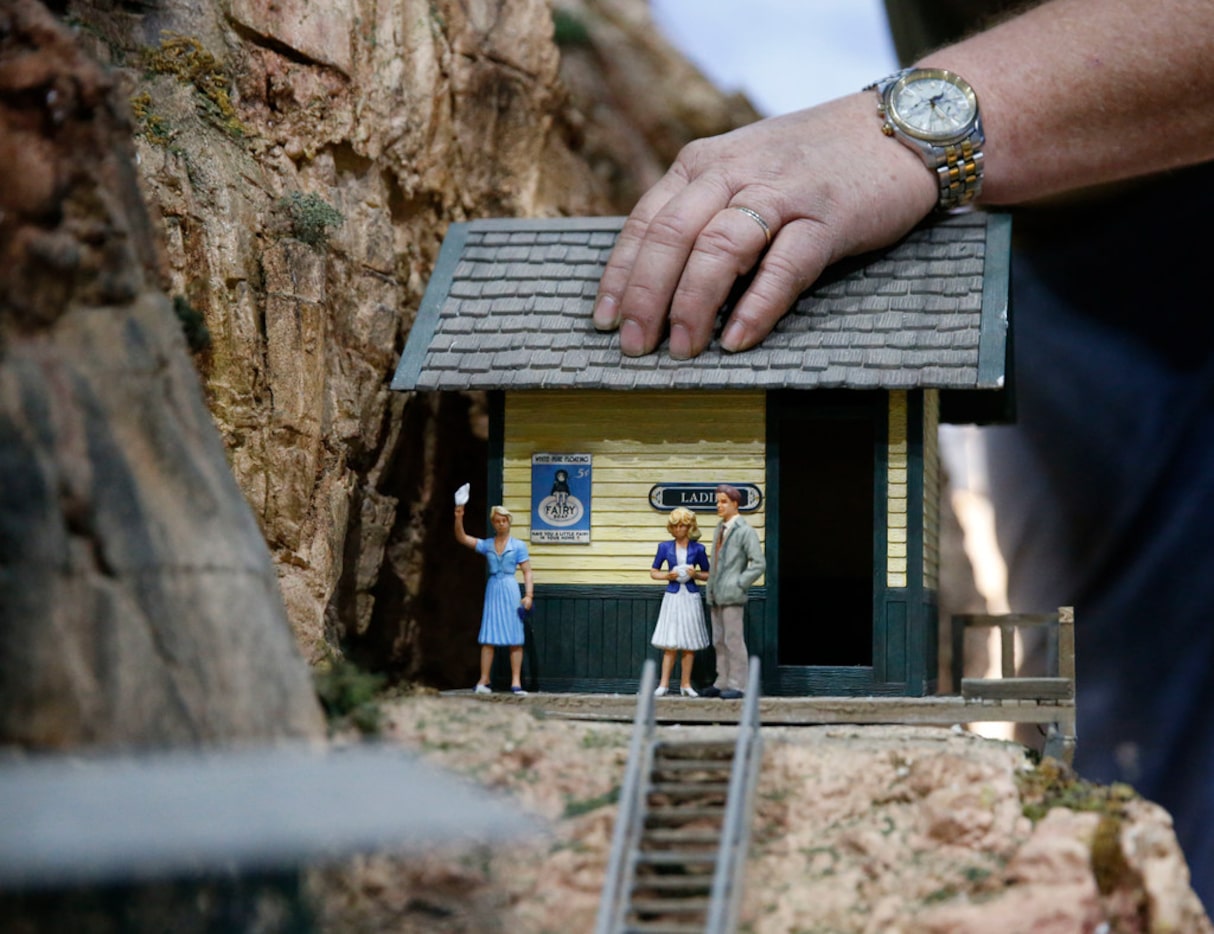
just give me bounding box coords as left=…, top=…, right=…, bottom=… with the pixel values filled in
left=701, top=484, right=765, bottom=699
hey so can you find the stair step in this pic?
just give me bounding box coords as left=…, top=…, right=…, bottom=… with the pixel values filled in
left=654, top=741, right=734, bottom=759
left=646, top=805, right=725, bottom=823
left=652, top=764, right=732, bottom=778
left=634, top=850, right=718, bottom=866
left=650, top=777, right=723, bottom=796
left=630, top=875, right=713, bottom=894
left=622, top=923, right=706, bottom=934
left=641, top=828, right=722, bottom=846
left=629, top=896, right=711, bottom=915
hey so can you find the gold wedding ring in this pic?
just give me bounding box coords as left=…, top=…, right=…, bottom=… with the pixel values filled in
left=728, top=205, right=772, bottom=247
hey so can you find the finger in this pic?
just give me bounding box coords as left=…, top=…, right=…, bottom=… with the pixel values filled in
left=719, top=217, right=832, bottom=353
left=593, top=169, right=690, bottom=333
left=612, top=180, right=734, bottom=356
left=667, top=203, right=776, bottom=359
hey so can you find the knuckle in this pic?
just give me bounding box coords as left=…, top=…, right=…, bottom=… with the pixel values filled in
left=643, top=212, right=694, bottom=249
left=695, top=224, right=746, bottom=261
left=756, top=251, right=809, bottom=292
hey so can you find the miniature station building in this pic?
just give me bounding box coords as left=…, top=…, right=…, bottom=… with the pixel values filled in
left=392, top=212, right=1012, bottom=697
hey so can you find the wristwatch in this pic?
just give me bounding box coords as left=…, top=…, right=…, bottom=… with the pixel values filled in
left=867, top=67, right=985, bottom=211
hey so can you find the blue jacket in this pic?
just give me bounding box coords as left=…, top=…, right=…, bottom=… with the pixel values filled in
left=652, top=539, right=710, bottom=594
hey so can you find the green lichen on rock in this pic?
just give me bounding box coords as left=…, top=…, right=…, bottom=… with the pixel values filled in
left=138, top=33, right=247, bottom=139
left=129, top=91, right=174, bottom=146
left=173, top=295, right=211, bottom=353
left=278, top=191, right=344, bottom=248
left=551, top=8, right=591, bottom=46
left=1016, top=757, right=1137, bottom=822
left=1016, top=757, right=1139, bottom=896
left=313, top=657, right=387, bottom=737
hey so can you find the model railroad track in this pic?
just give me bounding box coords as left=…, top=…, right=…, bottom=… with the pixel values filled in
left=595, top=659, right=763, bottom=934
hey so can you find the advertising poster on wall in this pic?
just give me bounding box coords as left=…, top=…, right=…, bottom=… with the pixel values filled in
left=530, top=453, right=592, bottom=543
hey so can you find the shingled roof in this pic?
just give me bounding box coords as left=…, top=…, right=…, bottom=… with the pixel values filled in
left=391, top=212, right=1010, bottom=394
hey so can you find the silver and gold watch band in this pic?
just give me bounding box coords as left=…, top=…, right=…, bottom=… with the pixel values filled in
left=929, top=137, right=984, bottom=210
left=867, top=68, right=985, bottom=212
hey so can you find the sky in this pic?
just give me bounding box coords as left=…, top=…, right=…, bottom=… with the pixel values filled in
left=648, top=0, right=899, bottom=116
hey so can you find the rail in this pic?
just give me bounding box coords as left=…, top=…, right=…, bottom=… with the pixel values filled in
left=595, top=657, right=763, bottom=934
left=594, top=658, right=659, bottom=934
left=705, top=656, right=763, bottom=934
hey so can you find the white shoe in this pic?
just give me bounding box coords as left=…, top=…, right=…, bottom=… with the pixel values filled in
left=473, top=683, right=492, bottom=694
left=681, top=686, right=699, bottom=698
left=653, top=686, right=668, bottom=697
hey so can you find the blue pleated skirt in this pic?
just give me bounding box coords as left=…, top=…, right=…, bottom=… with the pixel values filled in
left=479, top=573, right=524, bottom=645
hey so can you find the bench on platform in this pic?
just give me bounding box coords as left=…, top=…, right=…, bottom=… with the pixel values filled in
left=951, top=606, right=1076, bottom=763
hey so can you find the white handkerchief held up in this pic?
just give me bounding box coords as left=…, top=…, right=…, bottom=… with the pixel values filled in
left=454, top=483, right=470, bottom=506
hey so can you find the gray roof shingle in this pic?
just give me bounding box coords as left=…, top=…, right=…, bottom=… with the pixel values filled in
left=391, top=213, right=1010, bottom=393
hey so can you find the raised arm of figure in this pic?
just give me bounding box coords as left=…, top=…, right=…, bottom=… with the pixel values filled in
left=592, top=0, right=1214, bottom=360
left=453, top=505, right=478, bottom=550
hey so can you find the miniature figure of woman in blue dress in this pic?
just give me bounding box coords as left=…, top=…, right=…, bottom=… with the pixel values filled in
left=454, top=494, right=533, bottom=695
left=649, top=507, right=710, bottom=697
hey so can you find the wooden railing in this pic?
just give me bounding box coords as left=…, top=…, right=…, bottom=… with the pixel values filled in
left=950, top=606, right=1076, bottom=763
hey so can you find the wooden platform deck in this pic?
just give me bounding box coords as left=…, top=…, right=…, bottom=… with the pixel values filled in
left=447, top=689, right=1075, bottom=728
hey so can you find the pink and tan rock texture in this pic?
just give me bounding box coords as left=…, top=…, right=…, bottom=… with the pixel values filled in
left=0, top=0, right=323, bottom=749
left=314, top=697, right=1212, bottom=933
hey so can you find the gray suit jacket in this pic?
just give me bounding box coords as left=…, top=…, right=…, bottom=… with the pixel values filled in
left=705, top=516, right=765, bottom=607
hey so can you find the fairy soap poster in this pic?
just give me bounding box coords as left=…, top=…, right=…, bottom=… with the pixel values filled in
left=530, top=453, right=591, bottom=543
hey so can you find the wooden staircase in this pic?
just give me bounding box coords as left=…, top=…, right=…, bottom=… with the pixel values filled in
left=596, top=659, right=763, bottom=934
left=624, top=738, right=735, bottom=933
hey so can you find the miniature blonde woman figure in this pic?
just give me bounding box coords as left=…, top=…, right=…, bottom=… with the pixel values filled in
left=649, top=507, right=710, bottom=696
left=454, top=493, right=533, bottom=695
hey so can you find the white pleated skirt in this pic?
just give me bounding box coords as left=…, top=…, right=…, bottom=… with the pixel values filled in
left=651, top=586, right=709, bottom=651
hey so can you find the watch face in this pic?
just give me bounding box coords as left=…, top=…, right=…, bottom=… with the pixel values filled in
left=888, top=69, right=977, bottom=142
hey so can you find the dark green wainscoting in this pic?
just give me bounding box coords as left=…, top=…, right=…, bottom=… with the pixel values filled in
left=491, top=584, right=937, bottom=696
left=497, top=585, right=767, bottom=694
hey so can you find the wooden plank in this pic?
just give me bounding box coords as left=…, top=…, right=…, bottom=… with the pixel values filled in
left=952, top=612, right=1063, bottom=628
left=471, top=692, right=1077, bottom=727
left=1001, top=626, right=1016, bottom=678
left=961, top=677, right=1074, bottom=700
left=1058, top=606, right=1076, bottom=681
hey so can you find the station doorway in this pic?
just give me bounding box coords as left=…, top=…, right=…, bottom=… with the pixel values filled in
left=775, top=400, right=876, bottom=667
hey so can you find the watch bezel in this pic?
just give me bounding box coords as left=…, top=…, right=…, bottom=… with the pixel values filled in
left=885, top=68, right=979, bottom=145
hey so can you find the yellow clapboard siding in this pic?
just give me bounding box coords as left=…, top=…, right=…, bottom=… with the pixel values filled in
left=527, top=570, right=698, bottom=587
left=504, top=390, right=767, bottom=586
left=502, top=525, right=762, bottom=544
left=502, top=466, right=767, bottom=483
left=503, top=442, right=766, bottom=458
left=508, top=390, right=764, bottom=442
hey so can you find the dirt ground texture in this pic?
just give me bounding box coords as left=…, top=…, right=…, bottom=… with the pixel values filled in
left=308, top=693, right=1212, bottom=934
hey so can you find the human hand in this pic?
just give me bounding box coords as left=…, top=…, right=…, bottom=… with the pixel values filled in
left=593, top=93, right=937, bottom=359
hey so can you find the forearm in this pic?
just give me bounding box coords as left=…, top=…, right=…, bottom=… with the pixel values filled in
left=922, top=0, right=1214, bottom=204
left=453, top=508, right=475, bottom=549
left=592, top=0, right=1214, bottom=360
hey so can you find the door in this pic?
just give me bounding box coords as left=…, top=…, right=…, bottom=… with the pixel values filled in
left=767, top=392, right=882, bottom=692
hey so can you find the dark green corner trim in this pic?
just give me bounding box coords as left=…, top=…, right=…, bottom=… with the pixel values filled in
left=764, top=393, right=783, bottom=682
left=488, top=391, right=504, bottom=514
left=976, top=211, right=1012, bottom=389
left=390, top=222, right=470, bottom=391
